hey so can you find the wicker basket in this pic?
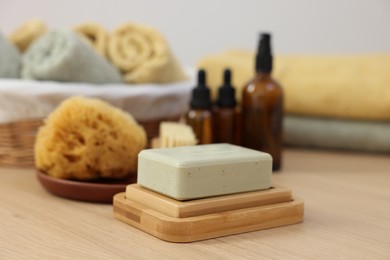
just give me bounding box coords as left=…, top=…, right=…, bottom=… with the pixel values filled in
left=0, top=119, right=42, bottom=167
left=0, top=116, right=179, bottom=168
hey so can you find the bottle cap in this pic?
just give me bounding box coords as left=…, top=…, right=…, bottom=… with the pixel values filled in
left=217, top=69, right=237, bottom=108
left=256, top=33, right=273, bottom=73
left=190, top=69, right=212, bottom=109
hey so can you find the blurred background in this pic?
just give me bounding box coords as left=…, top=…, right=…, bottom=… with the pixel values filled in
left=1, top=0, right=390, bottom=166
left=1, top=0, right=390, bottom=65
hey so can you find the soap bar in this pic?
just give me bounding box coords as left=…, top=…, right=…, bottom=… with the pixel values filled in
left=137, top=143, right=272, bottom=200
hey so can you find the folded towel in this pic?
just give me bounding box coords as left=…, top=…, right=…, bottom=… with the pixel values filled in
left=74, top=22, right=108, bottom=57
left=285, top=115, right=390, bottom=153
left=0, top=33, right=21, bottom=78
left=108, top=23, right=186, bottom=84
left=22, top=30, right=122, bottom=84
left=197, top=50, right=390, bottom=120
left=9, top=19, right=47, bottom=52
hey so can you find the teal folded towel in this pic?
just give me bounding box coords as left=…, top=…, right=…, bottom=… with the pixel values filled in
left=0, top=33, right=21, bottom=78
left=22, top=30, right=122, bottom=84
left=284, top=115, right=390, bottom=153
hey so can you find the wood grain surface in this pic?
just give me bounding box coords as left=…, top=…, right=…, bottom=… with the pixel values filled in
left=1, top=148, right=390, bottom=259
left=114, top=192, right=303, bottom=242
left=125, top=184, right=292, bottom=218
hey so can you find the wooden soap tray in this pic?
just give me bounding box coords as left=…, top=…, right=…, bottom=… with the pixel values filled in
left=113, top=184, right=304, bottom=243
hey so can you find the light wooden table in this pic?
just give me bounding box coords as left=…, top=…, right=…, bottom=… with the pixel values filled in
left=1, top=149, right=389, bottom=259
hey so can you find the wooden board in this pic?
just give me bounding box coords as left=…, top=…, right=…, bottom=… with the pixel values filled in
left=126, top=184, right=292, bottom=218
left=113, top=192, right=304, bottom=243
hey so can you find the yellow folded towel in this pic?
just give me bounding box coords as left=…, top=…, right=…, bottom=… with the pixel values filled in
left=108, top=23, right=186, bottom=84
left=74, top=22, right=108, bottom=57
left=9, top=19, right=47, bottom=52
left=198, top=50, right=390, bottom=120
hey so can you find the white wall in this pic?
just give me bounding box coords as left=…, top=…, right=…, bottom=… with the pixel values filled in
left=1, top=0, right=389, bottom=65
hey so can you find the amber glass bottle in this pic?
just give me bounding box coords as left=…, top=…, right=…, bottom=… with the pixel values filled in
left=213, top=69, right=239, bottom=144
left=241, top=33, right=283, bottom=171
left=186, top=70, right=213, bottom=144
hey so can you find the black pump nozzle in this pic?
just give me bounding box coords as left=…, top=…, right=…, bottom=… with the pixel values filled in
left=190, top=69, right=212, bottom=109
left=217, top=69, right=237, bottom=108
left=256, top=33, right=273, bottom=73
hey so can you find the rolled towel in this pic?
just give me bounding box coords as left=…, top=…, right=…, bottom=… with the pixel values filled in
left=198, top=50, right=390, bottom=120
left=0, top=33, right=21, bottom=78
left=285, top=115, right=390, bottom=153
left=22, top=30, right=122, bottom=84
left=9, top=19, right=47, bottom=52
left=74, top=22, right=108, bottom=57
left=108, top=22, right=186, bottom=84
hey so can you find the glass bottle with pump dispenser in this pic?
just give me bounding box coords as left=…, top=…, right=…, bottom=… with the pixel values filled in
left=241, top=33, right=284, bottom=171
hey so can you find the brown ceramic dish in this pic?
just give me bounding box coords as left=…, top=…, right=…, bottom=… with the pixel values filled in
left=36, top=171, right=137, bottom=203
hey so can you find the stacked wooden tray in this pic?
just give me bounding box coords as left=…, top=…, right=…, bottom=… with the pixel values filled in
left=114, top=184, right=304, bottom=242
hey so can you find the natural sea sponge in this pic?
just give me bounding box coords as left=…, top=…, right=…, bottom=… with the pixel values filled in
left=35, top=96, right=147, bottom=180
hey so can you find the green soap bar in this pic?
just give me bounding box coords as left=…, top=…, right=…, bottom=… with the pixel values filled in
left=137, top=143, right=272, bottom=200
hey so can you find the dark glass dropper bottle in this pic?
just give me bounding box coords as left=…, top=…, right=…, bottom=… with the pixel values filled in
left=241, top=33, right=284, bottom=171
left=186, top=69, right=213, bottom=144
left=213, top=69, right=239, bottom=144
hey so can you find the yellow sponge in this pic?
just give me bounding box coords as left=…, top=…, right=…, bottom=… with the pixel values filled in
left=35, top=96, right=147, bottom=180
